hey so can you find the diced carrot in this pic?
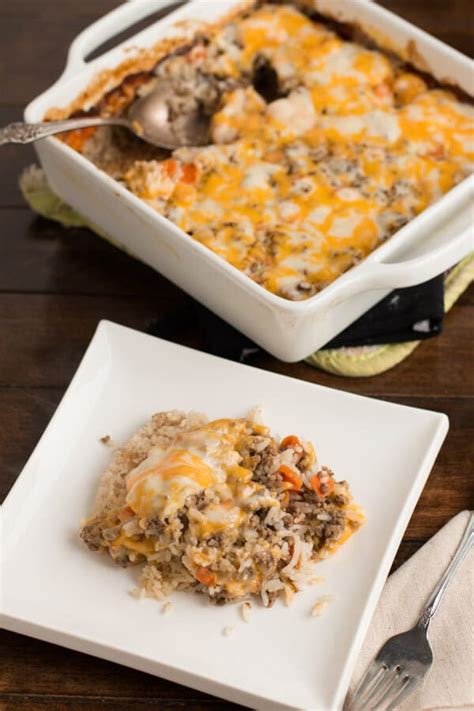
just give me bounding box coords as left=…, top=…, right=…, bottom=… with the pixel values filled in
left=281, top=490, right=290, bottom=508
left=163, top=159, right=178, bottom=177
left=374, top=82, right=392, bottom=100
left=181, top=163, right=198, bottom=184
left=64, top=126, right=97, bottom=152
left=311, top=473, right=334, bottom=498
left=280, top=435, right=301, bottom=450
left=188, top=46, right=208, bottom=64
left=195, top=566, right=217, bottom=587
left=279, top=464, right=303, bottom=491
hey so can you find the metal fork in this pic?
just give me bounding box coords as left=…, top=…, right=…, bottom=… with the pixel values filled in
left=348, top=512, right=474, bottom=710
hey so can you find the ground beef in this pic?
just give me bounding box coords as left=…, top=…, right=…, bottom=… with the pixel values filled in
left=251, top=442, right=279, bottom=484
left=80, top=519, right=104, bottom=551
left=109, top=547, right=136, bottom=568
left=144, top=516, right=165, bottom=538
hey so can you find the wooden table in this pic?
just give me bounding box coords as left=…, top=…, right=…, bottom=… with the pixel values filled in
left=1, top=1, right=472, bottom=709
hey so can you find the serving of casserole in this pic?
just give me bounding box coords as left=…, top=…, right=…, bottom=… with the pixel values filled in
left=81, top=408, right=363, bottom=607
left=25, top=0, right=473, bottom=359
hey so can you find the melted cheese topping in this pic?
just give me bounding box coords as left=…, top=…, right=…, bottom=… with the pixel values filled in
left=125, top=419, right=276, bottom=528
left=122, top=3, right=473, bottom=300
left=112, top=534, right=156, bottom=556
left=126, top=448, right=216, bottom=518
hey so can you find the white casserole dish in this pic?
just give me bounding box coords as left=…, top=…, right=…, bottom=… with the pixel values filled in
left=25, top=0, right=474, bottom=362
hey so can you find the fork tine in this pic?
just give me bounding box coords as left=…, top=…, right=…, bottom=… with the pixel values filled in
left=380, top=673, right=408, bottom=707
left=362, top=667, right=402, bottom=708
left=385, top=675, right=417, bottom=711
left=351, top=661, right=385, bottom=707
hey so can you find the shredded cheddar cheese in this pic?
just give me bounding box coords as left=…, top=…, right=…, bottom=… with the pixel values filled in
left=78, top=3, right=474, bottom=300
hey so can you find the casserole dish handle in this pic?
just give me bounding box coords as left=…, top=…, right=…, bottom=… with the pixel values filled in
left=59, top=0, right=183, bottom=82
left=335, top=224, right=473, bottom=301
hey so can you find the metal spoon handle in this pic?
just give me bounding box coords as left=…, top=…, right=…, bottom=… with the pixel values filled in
left=419, top=511, right=474, bottom=629
left=0, top=117, right=128, bottom=145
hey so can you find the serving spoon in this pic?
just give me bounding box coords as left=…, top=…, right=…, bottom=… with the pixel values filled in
left=0, top=79, right=211, bottom=150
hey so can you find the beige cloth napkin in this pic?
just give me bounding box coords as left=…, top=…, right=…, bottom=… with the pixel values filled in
left=346, top=511, right=474, bottom=710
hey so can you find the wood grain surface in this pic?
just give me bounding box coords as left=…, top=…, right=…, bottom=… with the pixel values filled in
left=1, top=1, right=473, bottom=709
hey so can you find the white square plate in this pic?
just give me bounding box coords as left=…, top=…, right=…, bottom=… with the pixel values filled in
left=1, top=321, right=448, bottom=711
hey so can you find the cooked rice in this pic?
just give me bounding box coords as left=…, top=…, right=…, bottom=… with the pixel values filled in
left=161, top=601, right=174, bottom=616
left=130, top=587, right=147, bottom=600
left=80, top=410, right=363, bottom=607
left=311, top=595, right=335, bottom=617
left=241, top=601, right=252, bottom=623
